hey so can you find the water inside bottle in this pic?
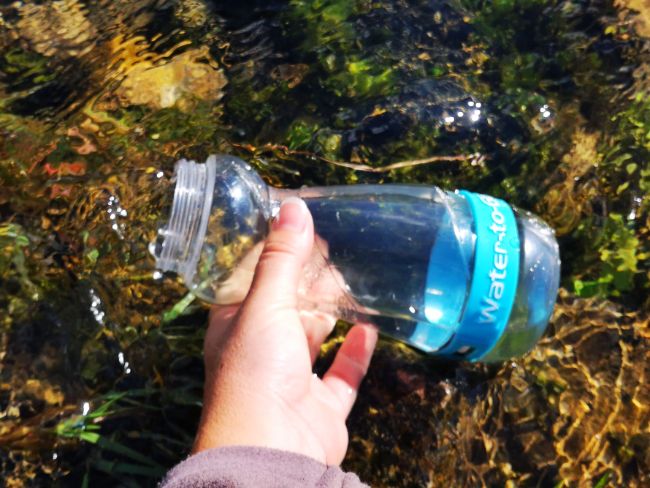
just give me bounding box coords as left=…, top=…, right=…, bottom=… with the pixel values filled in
left=300, top=185, right=475, bottom=353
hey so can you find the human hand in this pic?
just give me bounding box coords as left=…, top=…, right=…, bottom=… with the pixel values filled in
left=193, top=197, right=378, bottom=465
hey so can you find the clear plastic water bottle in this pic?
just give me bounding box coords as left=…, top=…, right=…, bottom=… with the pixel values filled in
left=151, top=155, right=561, bottom=362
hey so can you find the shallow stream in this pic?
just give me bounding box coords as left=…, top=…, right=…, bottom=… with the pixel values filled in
left=0, top=1, right=648, bottom=486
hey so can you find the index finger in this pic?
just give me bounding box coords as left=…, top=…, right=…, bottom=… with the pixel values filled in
left=322, top=323, right=378, bottom=417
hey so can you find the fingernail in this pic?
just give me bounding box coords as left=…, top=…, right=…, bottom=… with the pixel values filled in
left=273, top=197, right=307, bottom=233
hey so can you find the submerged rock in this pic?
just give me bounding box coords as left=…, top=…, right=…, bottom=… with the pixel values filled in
left=175, top=0, right=214, bottom=29
left=341, top=78, right=484, bottom=156
left=616, top=0, right=650, bottom=38
left=16, top=0, right=97, bottom=58
left=115, top=46, right=227, bottom=111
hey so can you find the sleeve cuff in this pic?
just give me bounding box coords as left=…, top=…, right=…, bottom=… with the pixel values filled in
left=159, top=445, right=368, bottom=488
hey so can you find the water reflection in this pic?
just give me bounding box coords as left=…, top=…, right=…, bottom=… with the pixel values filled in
left=117, top=351, right=132, bottom=375
left=443, top=99, right=483, bottom=126
left=89, top=288, right=106, bottom=325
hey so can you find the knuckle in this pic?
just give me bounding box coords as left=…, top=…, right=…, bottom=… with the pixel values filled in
left=261, top=238, right=300, bottom=259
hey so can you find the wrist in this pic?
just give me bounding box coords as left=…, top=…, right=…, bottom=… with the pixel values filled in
left=192, top=388, right=327, bottom=464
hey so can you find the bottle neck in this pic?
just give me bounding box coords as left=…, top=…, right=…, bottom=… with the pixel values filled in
left=150, top=157, right=217, bottom=283
left=267, top=187, right=299, bottom=218
left=151, top=155, right=274, bottom=291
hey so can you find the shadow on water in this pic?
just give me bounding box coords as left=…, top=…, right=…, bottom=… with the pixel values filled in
left=0, top=0, right=648, bottom=486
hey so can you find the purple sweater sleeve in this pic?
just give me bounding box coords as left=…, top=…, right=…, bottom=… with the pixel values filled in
left=159, top=446, right=369, bottom=488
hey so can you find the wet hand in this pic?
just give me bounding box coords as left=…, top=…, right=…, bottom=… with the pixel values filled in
left=193, top=197, right=378, bottom=465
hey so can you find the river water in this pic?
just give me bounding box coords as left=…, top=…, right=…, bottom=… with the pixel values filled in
left=0, top=1, right=648, bottom=486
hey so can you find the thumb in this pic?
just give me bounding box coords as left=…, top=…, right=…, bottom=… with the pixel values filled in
left=245, top=197, right=314, bottom=311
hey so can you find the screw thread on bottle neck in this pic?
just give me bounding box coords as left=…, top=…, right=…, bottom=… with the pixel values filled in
left=150, top=156, right=216, bottom=284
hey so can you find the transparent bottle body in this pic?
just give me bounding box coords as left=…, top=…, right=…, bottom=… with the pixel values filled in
left=293, top=185, right=476, bottom=353
left=153, top=155, right=560, bottom=361
left=186, top=174, right=477, bottom=354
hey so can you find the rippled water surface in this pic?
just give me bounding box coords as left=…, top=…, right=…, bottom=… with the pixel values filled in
left=1, top=1, right=648, bottom=486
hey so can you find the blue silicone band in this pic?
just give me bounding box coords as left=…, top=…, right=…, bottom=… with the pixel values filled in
left=436, top=191, right=520, bottom=360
